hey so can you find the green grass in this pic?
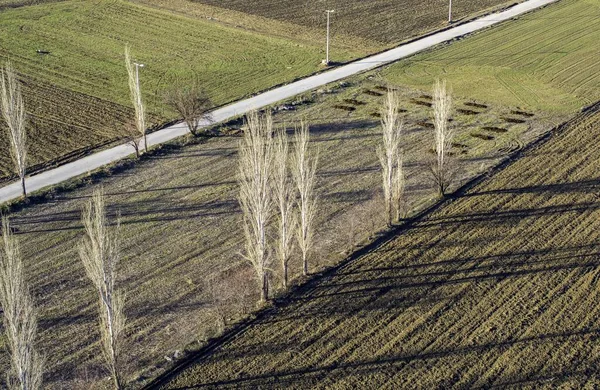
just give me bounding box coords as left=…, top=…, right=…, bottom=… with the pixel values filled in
left=1, top=0, right=357, bottom=109
left=382, top=0, right=600, bottom=113
left=0, top=0, right=364, bottom=179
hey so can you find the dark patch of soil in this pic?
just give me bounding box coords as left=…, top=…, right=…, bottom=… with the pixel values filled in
left=471, top=133, right=495, bottom=141
left=482, top=126, right=508, bottom=133
left=410, top=99, right=432, bottom=107
left=363, top=89, right=384, bottom=97
left=457, top=108, right=480, bottom=115
left=333, top=105, right=356, bottom=112
left=343, top=98, right=367, bottom=106
left=416, top=121, right=434, bottom=129
left=464, top=102, right=488, bottom=109
left=510, top=110, right=535, bottom=117
left=501, top=117, right=527, bottom=124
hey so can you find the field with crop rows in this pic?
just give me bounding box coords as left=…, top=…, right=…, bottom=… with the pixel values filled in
left=383, top=0, right=600, bottom=113
left=192, top=0, right=516, bottom=45
left=159, top=103, right=600, bottom=389
left=0, top=77, right=548, bottom=387
left=0, top=78, right=138, bottom=181
left=0, top=0, right=362, bottom=181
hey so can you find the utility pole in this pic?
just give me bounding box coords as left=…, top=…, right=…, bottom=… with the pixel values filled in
left=325, top=10, right=335, bottom=65
left=448, top=0, right=452, bottom=23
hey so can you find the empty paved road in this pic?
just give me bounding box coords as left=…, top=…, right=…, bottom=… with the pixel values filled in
left=0, top=0, right=558, bottom=204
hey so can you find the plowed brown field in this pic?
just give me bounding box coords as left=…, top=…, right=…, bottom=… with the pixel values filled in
left=159, top=105, right=600, bottom=388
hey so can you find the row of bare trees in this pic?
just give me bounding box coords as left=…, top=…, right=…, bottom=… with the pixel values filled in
left=0, top=190, right=125, bottom=390
left=125, top=46, right=213, bottom=158
left=0, top=48, right=212, bottom=198
left=377, top=80, right=454, bottom=226
left=238, top=112, right=318, bottom=303
left=0, top=218, right=43, bottom=390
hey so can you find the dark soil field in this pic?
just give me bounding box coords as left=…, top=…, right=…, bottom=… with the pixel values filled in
left=192, top=0, right=517, bottom=44
left=0, top=77, right=136, bottom=182
left=158, top=103, right=600, bottom=389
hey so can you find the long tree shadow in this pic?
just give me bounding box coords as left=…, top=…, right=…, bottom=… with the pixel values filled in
left=166, top=328, right=600, bottom=389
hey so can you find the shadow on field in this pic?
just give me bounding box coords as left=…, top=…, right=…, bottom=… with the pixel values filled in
left=309, top=119, right=378, bottom=135
left=12, top=199, right=239, bottom=234
left=165, top=327, right=600, bottom=389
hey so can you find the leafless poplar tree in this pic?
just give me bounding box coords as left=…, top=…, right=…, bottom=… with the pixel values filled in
left=377, top=89, right=404, bottom=226
left=292, top=122, right=318, bottom=276
left=79, top=189, right=125, bottom=390
left=1, top=62, right=27, bottom=197
left=163, top=80, right=212, bottom=136
left=0, top=217, right=43, bottom=390
left=124, top=46, right=147, bottom=153
left=273, top=128, right=296, bottom=290
left=431, top=80, right=454, bottom=197
left=238, top=112, right=275, bottom=303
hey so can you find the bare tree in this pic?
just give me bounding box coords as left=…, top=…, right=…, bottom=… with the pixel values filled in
left=124, top=46, right=147, bottom=153
left=238, top=111, right=275, bottom=303
left=163, top=80, right=212, bottom=136
left=1, top=62, right=27, bottom=197
left=123, top=119, right=142, bottom=158
left=273, top=127, right=296, bottom=290
left=292, top=121, right=318, bottom=276
left=79, top=189, right=125, bottom=390
left=377, top=89, right=404, bottom=226
left=0, top=217, right=43, bottom=390
left=431, top=80, right=454, bottom=197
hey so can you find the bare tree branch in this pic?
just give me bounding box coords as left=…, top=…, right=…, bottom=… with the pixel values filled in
left=79, top=189, right=125, bottom=390
left=238, top=111, right=275, bottom=303
left=431, top=79, right=454, bottom=197
left=163, top=79, right=212, bottom=136
left=292, top=121, right=318, bottom=276
left=1, top=62, right=27, bottom=197
left=273, top=127, right=296, bottom=290
left=377, top=89, right=404, bottom=226
left=123, top=119, right=141, bottom=158
left=0, top=217, right=43, bottom=390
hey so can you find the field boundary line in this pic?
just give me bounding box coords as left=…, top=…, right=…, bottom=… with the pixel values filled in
left=141, top=98, right=600, bottom=389
left=0, top=0, right=560, bottom=205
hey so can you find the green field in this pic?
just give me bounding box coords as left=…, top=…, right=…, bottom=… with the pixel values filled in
left=160, top=101, right=600, bottom=389
left=0, top=0, right=363, bottom=180
left=383, top=0, right=600, bottom=113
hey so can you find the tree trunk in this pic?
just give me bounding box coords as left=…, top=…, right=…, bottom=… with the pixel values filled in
left=261, top=272, right=269, bottom=302
left=143, top=133, right=148, bottom=153
left=303, top=253, right=308, bottom=276
left=283, top=264, right=288, bottom=290
left=20, top=175, right=26, bottom=198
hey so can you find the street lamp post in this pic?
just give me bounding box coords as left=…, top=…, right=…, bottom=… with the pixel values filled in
left=133, top=62, right=144, bottom=103
left=325, top=10, right=335, bottom=65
